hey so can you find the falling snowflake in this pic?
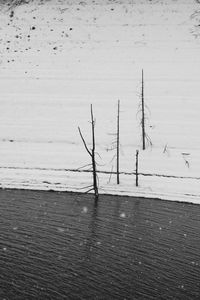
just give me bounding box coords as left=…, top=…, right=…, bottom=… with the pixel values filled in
left=178, top=284, right=184, bottom=289
left=120, top=212, right=126, bottom=218
left=57, top=227, right=65, bottom=233
left=82, top=206, right=88, bottom=213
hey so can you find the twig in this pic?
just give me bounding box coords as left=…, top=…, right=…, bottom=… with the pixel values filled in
left=78, top=126, right=92, bottom=157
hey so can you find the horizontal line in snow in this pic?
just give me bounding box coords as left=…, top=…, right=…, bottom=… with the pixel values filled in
left=0, top=139, right=77, bottom=145
left=0, top=77, right=199, bottom=82
left=0, top=165, right=199, bottom=180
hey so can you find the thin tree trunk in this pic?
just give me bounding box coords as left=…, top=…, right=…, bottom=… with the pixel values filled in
left=141, top=69, right=145, bottom=150
left=135, top=150, right=139, bottom=187
left=91, top=104, right=99, bottom=199
left=117, top=100, right=120, bottom=184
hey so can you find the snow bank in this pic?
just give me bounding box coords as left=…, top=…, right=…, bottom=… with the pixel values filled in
left=0, top=0, right=200, bottom=203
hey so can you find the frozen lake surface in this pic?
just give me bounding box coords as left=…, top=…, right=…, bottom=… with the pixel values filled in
left=0, top=189, right=200, bottom=299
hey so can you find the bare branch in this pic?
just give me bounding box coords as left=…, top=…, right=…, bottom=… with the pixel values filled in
left=78, top=126, right=92, bottom=157
left=107, top=165, right=114, bottom=184
left=95, top=151, right=102, bottom=160
left=85, top=188, right=95, bottom=194
left=146, top=134, right=153, bottom=148
left=110, top=153, right=117, bottom=164
left=77, top=163, right=92, bottom=170
left=95, top=161, right=105, bottom=167
left=76, top=184, right=93, bottom=190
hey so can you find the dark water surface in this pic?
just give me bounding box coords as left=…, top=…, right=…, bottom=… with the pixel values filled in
left=0, top=189, right=200, bottom=299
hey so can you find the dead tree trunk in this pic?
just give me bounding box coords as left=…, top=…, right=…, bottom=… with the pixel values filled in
left=141, top=69, right=145, bottom=150
left=78, top=104, right=99, bottom=200
left=90, top=105, right=99, bottom=199
left=137, top=69, right=152, bottom=150
left=135, top=150, right=139, bottom=187
left=117, top=100, right=120, bottom=184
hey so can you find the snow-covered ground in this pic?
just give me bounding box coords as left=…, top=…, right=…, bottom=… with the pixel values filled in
left=0, top=0, right=200, bottom=203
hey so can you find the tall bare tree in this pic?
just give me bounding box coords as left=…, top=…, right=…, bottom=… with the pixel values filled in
left=78, top=104, right=99, bottom=200
left=141, top=69, right=145, bottom=150
left=137, top=69, right=152, bottom=150
left=135, top=150, right=139, bottom=187
left=117, top=100, right=120, bottom=184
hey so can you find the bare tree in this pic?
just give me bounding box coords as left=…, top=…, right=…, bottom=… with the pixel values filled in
left=117, top=100, right=120, bottom=184
left=135, top=150, right=139, bottom=187
left=78, top=104, right=99, bottom=200
left=141, top=69, right=145, bottom=150
left=105, top=100, right=121, bottom=184
left=137, top=69, right=152, bottom=150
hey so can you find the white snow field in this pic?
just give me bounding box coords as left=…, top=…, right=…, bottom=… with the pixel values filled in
left=0, top=0, right=200, bottom=203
